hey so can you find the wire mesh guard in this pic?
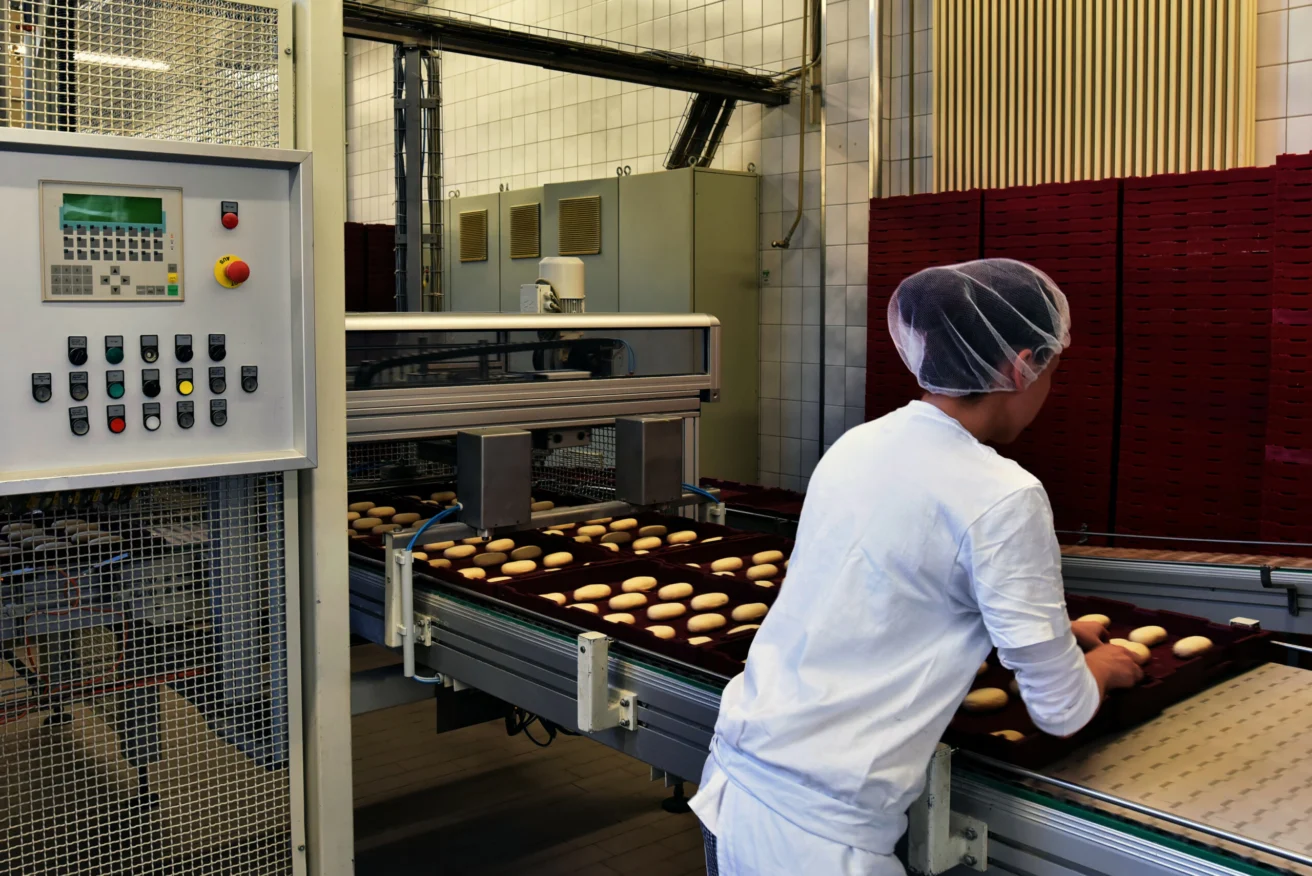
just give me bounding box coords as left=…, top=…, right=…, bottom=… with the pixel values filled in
left=0, top=474, right=292, bottom=875
left=347, top=439, right=455, bottom=488
left=1, top=0, right=282, bottom=147
left=532, top=425, right=616, bottom=503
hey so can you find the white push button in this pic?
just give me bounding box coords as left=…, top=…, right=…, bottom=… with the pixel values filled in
left=144, top=414, right=161, bottom=432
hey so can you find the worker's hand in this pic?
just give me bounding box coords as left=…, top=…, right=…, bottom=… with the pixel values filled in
left=1070, top=620, right=1110, bottom=652
left=1084, top=643, right=1144, bottom=698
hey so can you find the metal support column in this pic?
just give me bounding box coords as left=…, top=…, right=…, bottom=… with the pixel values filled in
left=394, top=46, right=424, bottom=312
left=423, top=49, right=443, bottom=311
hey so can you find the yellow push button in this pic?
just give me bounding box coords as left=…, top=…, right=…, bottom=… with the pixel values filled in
left=178, top=379, right=194, bottom=396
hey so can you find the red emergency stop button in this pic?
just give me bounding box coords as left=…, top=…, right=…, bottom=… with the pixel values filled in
left=214, top=254, right=250, bottom=288
left=221, top=212, right=239, bottom=230
left=109, top=416, right=126, bottom=434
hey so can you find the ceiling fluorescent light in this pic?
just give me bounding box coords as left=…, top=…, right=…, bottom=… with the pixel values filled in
left=74, top=51, right=170, bottom=72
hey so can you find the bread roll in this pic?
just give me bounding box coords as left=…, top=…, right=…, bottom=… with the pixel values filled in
left=714, top=571, right=736, bottom=577
left=578, top=524, right=607, bottom=537
left=570, top=603, right=600, bottom=614
left=647, top=603, right=687, bottom=621
left=412, top=552, right=429, bottom=561
left=488, top=576, right=511, bottom=583
left=502, top=559, right=538, bottom=575
left=600, top=531, right=631, bottom=545
left=1109, top=638, right=1151, bottom=664
left=473, top=551, right=508, bottom=568
left=752, top=549, right=785, bottom=566
left=347, top=511, right=360, bottom=523
left=530, top=500, right=555, bottom=512
left=71, top=530, right=106, bottom=544
left=1129, top=625, right=1168, bottom=646
left=703, top=537, right=723, bottom=543
left=688, top=613, right=726, bottom=633
left=1077, top=613, right=1111, bottom=627
left=962, top=688, right=1009, bottom=712
left=371, top=506, right=397, bottom=519
left=553, top=522, right=576, bottom=531
left=585, top=517, right=613, bottom=525
left=462, top=536, right=485, bottom=545
left=687, top=636, right=713, bottom=646
left=573, top=584, right=612, bottom=601
left=371, top=524, right=401, bottom=535
left=691, top=593, right=730, bottom=611
left=632, top=536, right=663, bottom=551
left=574, top=535, right=593, bottom=543
left=458, top=567, right=486, bottom=580
left=646, top=625, right=676, bottom=639
left=658, top=583, right=694, bottom=601
left=431, top=491, right=456, bottom=502
left=634, top=550, right=649, bottom=556
left=638, top=525, right=668, bottom=538
left=544, top=530, right=565, bottom=536
left=543, top=552, right=573, bottom=568
left=667, top=530, right=698, bottom=544
left=991, top=729, right=1025, bottom=742
left=1172, top=635, right=1213, bottom=659
left=541, top=592, right=567, bottom=606
left=392, top=512, right=421, bottom=526
left=511, top=545, right=543, bottom=561
left=439, top=545, right=475, bottom=561
left=609, top=593, right=648, bottom=611
left=746, top=563, right=778, bottom=581
left=732, top=603, right=769, bottom=622
left=608, top=518, right=638, bottom=531
left=424, top=540, right=455, bottom=552
left=427, top=558, right=451, bottom=569
left=977, top=661, right=989, bottom=677
left=622, top=575, right=658, bottom=593
left=727, top=624, right=760, bottom=635
left=486, top=538, right=516, bottom=553
left=601, top=542, right=620, bottom=552
left=711, top=557, right=744, bottom=573
left=603, top=612, right=635, bottom=625
left=352, top=517, right=382, bottom=531
left=348, top=501, right=375, bottom=513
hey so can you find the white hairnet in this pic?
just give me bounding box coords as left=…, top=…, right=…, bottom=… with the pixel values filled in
left=887, top=258, right=1071, bottom=397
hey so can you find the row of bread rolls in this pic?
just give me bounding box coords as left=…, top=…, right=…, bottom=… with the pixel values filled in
left=682, top=549, right=789, bottom=586
left=544, top=518, right=727, bottom=556
left=1076, top=614, right=1213, bottom=662
left=418, top=536, right=575, bottom=581
left=1, top=519, right=122, bottom=555
left=538, top=575, right=769, bottom=644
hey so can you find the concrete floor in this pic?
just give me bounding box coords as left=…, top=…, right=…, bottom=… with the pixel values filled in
left=352, top=650, right=707, bottom=876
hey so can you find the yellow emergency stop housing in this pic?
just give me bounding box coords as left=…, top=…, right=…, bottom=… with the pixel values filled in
left=214, top=253, right=248, bottom=288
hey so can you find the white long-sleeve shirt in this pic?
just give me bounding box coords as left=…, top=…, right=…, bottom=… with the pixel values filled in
left=691, top=401, right=1100, bottom=859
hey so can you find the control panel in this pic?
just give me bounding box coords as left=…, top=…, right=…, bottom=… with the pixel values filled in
left=1, top=133, right=314, bottom=494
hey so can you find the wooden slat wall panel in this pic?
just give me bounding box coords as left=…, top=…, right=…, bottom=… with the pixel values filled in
left=933, top=0, right=1256, bottom=192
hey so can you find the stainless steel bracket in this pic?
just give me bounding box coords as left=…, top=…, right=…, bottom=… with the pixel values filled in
left=908, top=745, right=988, bottom=874
left=577, top=631, right=637, bottom=733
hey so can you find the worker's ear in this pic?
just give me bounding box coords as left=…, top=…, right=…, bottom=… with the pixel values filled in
left=1008, top=349, right=1037, bottom=390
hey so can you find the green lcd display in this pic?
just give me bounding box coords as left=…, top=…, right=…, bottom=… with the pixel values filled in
left=61, top=193, right=164, bottom=226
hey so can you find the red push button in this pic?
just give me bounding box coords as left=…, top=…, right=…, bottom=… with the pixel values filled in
left=224, top=259, right=250, bottom=284
left=221, top=212, right=239, bottom=230
left=109, top=416, right=126, bottom=434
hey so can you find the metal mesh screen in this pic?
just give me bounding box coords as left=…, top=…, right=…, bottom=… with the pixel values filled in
left=532, top=425, right=616, bottom=502
left=347, top=439, right=455, bottom=488
left=1, top=0, right=282, bottom=147
left=0, top=474, right=291, bottom=875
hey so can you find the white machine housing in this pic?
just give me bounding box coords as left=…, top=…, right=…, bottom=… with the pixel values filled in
left=0, top=130, right=316, bottom=494
left=520, top=256, right=586, bottom=313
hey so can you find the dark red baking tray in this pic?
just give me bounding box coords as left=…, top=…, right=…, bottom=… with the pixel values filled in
left=944, top=594, right=1273, bottom=768
left=659, top=534, right=795, bottom=588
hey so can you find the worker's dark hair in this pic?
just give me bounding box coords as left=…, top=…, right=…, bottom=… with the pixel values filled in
left=890, top=258, right=1069, bottom=396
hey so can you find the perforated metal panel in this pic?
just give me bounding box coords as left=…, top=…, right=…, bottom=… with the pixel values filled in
left=0, top=0, right=287, bottom=147
left=459, top=209, right=488, bottom=262
left=558, top=195, right=602, bottom=256
left=0, top=474, right=292, bottom=874
left=508, top=203, right=540, bottom=260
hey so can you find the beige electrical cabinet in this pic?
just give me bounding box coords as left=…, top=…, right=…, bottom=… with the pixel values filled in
left=619, top=167, right=759, bottom=483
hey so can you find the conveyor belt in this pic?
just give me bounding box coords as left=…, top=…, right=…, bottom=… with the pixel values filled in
left=1041, top=663, right=1312, bottom=874
left=1063, top=546, right=1312, bottom=570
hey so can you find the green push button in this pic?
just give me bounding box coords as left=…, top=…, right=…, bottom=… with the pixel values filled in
left=106, top=347, right=124, bottom=365
left=108, top=382, right=125, bottom=399
left=167, top=284, right=179, bottom=296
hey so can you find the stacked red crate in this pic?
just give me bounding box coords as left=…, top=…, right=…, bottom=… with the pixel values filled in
left=1262, top=153, right=1312, bottom=548
left=865, top=190, right=983, bottom=420
left=984, top=180, right=1120, bottom=537
left=1116, top=168, right=1276, bottom=544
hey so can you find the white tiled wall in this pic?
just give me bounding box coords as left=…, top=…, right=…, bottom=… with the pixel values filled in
left=347, top=39, right=398, bottom=224
left=1256, top=0, right=1312, bottom=164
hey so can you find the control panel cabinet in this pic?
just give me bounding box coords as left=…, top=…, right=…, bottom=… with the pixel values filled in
left=0, top=132, right=315, bottom=494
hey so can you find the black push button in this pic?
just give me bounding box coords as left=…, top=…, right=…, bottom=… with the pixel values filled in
left=69, top=406, right=90, bottom=436
left=31, top=373, right=52, bottom=403
left=240, top=365, right=259, bottom=393
left=209, top=399, right=227, bottom=427
left=177, top=400, right=195, bottom=429
left=208, top=333, right=226, bottom=362
left=175, top=334, right=193, bottom=362
left=69, top=372, right=89, bottom=402
left=209, top=366, right=226, bottom=394
left=68, top=336, right=88, bottom=366
left=142, top=369, right=161, bottom=398
left=140, top=334, right=159, bottom=363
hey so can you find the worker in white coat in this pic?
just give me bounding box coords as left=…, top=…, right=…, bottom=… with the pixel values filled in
left=691, top=258, right=1144, bottom=876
